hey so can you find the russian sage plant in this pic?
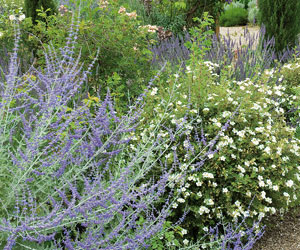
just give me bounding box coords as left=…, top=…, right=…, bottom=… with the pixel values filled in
left=0, top=13, right=268, bottom=250
left=0, top=20, right=178, bottom=249
left=151, top=25, right=300, bottom=81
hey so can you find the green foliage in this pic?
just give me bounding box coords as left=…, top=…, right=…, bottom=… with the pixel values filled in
left=258, top=0, right=300, bottom=53
left=147, top=221, right=184, bottom=249
left=24, top=0, right=58, bottom=24
left=247, top=0, right=259, bottom=24
left=275, top=59, right=300, bottom=128
left=131, top=16, right=300, bottom=241
left=121, top=0, right=229, bottom=35
left=220, top=6, right=248, bottom=26
left=185, top=13, right=215, bottom=63
left=1, top=1, right=154, bottom=112
left=239, top=0, right=250, bottom=9
left=224, top=1, right=245, bottom=11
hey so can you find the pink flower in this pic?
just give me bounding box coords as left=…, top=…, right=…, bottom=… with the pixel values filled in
left=126, top=11, right=137, bottom=19
left=118, top=6, right=126, bottom=14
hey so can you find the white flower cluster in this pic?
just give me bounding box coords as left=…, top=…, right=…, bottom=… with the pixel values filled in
left=129, top=58, right=300, bottom=238
left=9, top=14, right=25, bottom=21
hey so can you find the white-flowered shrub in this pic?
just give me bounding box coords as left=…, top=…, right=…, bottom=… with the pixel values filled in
left=131, top=53, right=300, bottom=241
left=263, top=59, right=300, bottom=136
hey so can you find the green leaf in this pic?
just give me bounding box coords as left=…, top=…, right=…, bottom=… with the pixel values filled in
left=174, top=1, right=186, bottom=10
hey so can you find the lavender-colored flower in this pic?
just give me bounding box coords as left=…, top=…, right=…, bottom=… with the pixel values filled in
left=0, top=20, right=175, bottom=249
left=151, top=25, right=300, bottom=81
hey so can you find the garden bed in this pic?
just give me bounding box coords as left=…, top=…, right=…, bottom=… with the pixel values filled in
left=1, top=0, right=300, bottom=249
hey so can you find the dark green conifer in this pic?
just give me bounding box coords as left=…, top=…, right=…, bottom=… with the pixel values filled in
left=24, top=0, right=57, bottom=24
left=258, top=0, right=300, bottom=53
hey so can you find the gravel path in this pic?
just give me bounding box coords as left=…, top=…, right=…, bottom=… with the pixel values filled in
left=253, top=207, right=300, bottom=249
left=219, top=26, right=260, bottom=49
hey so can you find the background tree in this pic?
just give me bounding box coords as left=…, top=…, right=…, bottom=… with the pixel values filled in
left=258, top=0, right=300, bottom=53
left=139, top=0, right=229, bottom=35
left=24, top=0, right=57, bottom=24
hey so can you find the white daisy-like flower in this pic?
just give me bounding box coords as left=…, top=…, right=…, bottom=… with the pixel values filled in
left=237, top=165, right=246, bottom=173
left=286, top=180, right=294, bottom=188
left=9, top=15, right=16, bottom=21
left=183, top=140, right=189, bottom=148
left=150, top=87, right=158, bottom=96
left=203, top=172, right=214, bottom=179
left=235, top=200, right=241, bottom=207
left=199, top=206, right=209, bottom=215
left=255, top=127, right=264, bottom=133
left=270, top=207, right=276, bottom=214
left=197, top=191, right=202, bottom=197
left=282, top=156, right=289, bottom=162
left=237, top=130, right=245, bottom=138
left=182, top=229, right=188, bottom=235
left=258, top=175, right=263, bottom=181
left=18, top=14, right=25, bottom=21
left=220, top=156, right=226, bottom=161
left=177, top=198, right=185, bottom=203
left=204, top=199, right=214, bottom=206
left=266, top=179, right=272, bottom=186
left=232, top=210, right=241, bottom=218
left=265, top=197, right=272, bottom=204
left=251, top=138, right=260, bottom=145
left=264, top=146, right=271, bottom=154
left=196, top=181, right=202, bottom=187
left=216, top=122, right=222, bottom=128
left=207, top=153, right=214, bottom=159
left=258, top=212, right=265, bottom=220
left=252, top=103, right=261, bottom=110
left=183, top=239, right=189, bottom=245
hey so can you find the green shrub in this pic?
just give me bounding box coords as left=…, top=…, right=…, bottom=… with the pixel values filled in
left=131, top=24, right=300, bottom=241
left=0, top=1, right=155, bottom=112
left=224, top=1, right=245, bottom=11
left=220, top=7, right=248, bottom=26
left=247, top=0, right=259, bottom=24
left=258, top=0, right=300, bottom=53
left=272, top=59, right=300, bottom=130
left=121, top=0, right=230, bottom=35
left=24, top=0, right=58, bottom=24
left=239, top=0, right=250, bottom=9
